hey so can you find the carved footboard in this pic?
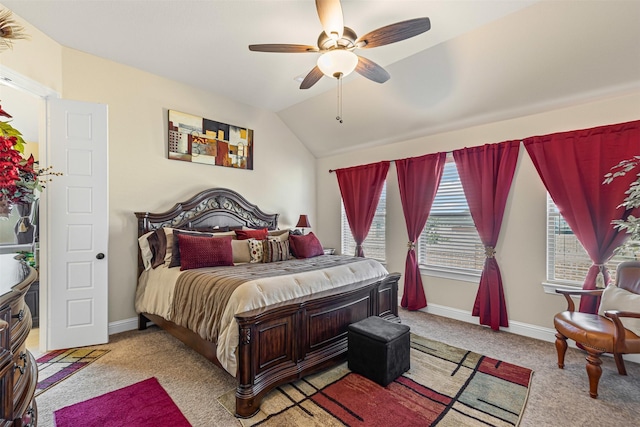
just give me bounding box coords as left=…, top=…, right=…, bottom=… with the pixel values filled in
left=234, top=272, right=401, bottom=418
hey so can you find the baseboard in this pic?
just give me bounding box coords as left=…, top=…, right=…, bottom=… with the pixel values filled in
left=110, top=309, right=640, bottom=365
left=108, top=317, right=139, bottom=335
left=421, top=303, right=640, bottom=365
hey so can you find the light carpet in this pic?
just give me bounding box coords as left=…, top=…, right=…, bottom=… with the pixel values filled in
left=218, top=333, right=533, bottom=426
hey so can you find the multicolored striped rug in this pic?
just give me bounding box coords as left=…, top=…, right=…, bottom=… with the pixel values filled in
left=35, top=348, right=110, bottom=396
left=219, top=334, right=533, bottom=426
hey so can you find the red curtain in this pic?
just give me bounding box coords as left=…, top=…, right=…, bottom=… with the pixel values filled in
left=396, top=153, right=446, bottom=310
left=524, top=120, right=640, bottom=313
left=453, top=141, right=520, bottom=330
left=336, top=161, right=390, bottom=257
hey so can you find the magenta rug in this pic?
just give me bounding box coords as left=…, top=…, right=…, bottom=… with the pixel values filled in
left=54, top=377, right=191, bottom=427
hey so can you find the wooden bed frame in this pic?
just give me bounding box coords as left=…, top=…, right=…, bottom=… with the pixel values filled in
left=135, top=188, right=401, bottom=418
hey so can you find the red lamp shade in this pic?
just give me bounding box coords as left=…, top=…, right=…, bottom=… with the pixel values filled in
left=296, top=215, right=311, bottom=228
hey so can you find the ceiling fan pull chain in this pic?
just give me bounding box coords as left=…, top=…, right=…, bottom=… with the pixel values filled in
left=336, top=75, right=343, bottom=124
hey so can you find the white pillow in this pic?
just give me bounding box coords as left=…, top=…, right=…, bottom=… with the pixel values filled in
left=212, top=230, right=237, bottom=238
left=163, top=228, right=174, bottom=265
left=598, top=284, right=640, bottom=336
left=231, top=240, right=251, bottom=264
left=138, top=231, right=154, bottom=271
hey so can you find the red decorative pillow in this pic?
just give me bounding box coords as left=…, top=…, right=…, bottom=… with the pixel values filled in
left=289, top=232, right=324, bottom=259
left=235, top=228, right=268, bottom=240
left=169, top=229, right=214, bottom=268
left=177, top=234, right=233, bottom=270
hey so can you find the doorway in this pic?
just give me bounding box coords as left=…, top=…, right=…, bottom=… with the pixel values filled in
left=0, top=72, right=52, bottom=354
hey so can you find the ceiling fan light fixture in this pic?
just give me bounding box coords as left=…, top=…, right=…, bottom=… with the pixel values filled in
left=317, top=50, right=358, bottom=79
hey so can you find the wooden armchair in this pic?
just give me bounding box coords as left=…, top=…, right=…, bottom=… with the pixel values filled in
left=554, top=261, right=640, bottom=398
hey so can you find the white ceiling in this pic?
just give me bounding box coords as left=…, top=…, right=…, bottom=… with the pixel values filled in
left=4, top=1, right=640, bottom=158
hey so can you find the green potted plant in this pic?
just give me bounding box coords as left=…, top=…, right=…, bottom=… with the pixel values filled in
left=605, top=156, right=640, bottom=255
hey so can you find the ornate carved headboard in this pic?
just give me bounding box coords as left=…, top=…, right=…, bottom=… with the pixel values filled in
left=135, top=187, right=279, bottom=237
left=134, top=188, right=279, bottom=273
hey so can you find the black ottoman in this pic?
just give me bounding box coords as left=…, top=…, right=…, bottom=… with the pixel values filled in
left=348, top=316, right=410, bottom=387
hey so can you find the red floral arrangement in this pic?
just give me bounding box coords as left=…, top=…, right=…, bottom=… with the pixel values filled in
left=0, top=104, right=57, bottom=204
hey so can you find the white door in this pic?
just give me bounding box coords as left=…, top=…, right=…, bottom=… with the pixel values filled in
left=46, top=98, right=108, bottom=349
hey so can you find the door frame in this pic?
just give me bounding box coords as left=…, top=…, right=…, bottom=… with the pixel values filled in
left=0, top=65, right=59, bottom=352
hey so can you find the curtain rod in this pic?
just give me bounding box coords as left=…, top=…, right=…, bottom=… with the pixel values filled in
left=328, top=151, right=454, bottom=173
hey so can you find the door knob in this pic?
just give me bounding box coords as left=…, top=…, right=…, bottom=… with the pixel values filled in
left=96, top=253, right=105, bottom=260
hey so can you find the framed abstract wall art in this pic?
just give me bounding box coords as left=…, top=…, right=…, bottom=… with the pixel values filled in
left=168, top=110, right=253, bottom=170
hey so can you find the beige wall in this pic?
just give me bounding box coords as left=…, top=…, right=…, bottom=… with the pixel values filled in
left=316, top=92, right=640, bottom=330
left=0, top=6, right=62, bottom=93
left=59, top=48, right=316, bottom=323
left=0, top=6, right=316, bottom=324
left=4, top=4, right=640, bottom=334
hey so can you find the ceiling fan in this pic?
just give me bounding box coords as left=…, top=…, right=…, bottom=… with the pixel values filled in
left=248, top=0, right=431, bottom=90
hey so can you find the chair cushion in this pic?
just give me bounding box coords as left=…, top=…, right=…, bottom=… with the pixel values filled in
left=554, top=311, right=640, bottom=353
left=597, top=284, right=640, bottom=336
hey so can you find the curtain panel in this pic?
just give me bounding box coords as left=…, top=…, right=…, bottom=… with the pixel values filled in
left=335, top=161, right=390, bottom=257
left=396, top=153, right=446, bottom=310
left=453, top=141, right=520, bottom=330
left=524, top=120, right=640, bottom=313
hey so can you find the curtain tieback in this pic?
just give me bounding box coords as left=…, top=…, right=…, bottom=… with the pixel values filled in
left=407, top=241, right=416, bottom=251
left=484, top=245, right=496, bottom=258
left=594, top=263, right=607, bottom=289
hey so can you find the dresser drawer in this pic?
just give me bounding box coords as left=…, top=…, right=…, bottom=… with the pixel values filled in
left=0, top=336, right=13, bottom=425
left=0, top=309, right=9, bottom=351
left=13, top=350, right=37, bottom=424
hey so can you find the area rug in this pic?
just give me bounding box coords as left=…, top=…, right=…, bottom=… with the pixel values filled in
left=218, top=334, right=533, bottom=426
left=35, top=348, right=110, bottom=396
left=54, top=377, right=191, bottom=427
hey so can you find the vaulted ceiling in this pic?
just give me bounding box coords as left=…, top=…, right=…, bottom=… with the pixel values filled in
left=4, top=1, right=640, bottom=157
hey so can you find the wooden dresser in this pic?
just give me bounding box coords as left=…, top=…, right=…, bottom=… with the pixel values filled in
left=1, top=254, right=38, bottom=427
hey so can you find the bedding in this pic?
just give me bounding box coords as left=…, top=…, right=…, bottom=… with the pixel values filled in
left=177, top=234, right=234, bottom=270
left=289, top=232, right=324, bottom=258
left=135, top=254, right=388, bottom=375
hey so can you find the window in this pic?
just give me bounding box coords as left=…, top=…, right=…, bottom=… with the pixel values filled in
left=546, top=195, right=633, bottom=285
left=418, top=159, right=484, bottom=274
left=341, top=183, right=386, bottom=261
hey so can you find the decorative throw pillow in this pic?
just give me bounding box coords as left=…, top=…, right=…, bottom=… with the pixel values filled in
left=248, top=239, right=264, bottom=263
left=210, top=230, right=237, bottom=238
left=268, top=229, right=289, bottom=237
left=177, top=234, right=233, bottom=270
left=262, top=238, right=290, bottom=263
left=598, top=284, right=640, bottom=336
left=267, top=229, right=289, bottom=241
left=232, top=239, right=251, bottom=264
left=138, top=231, right=155, bottom=270
left=163, top=228, right=175, bottom=265
left=148, top=228, right=168, bottom=269
left=169, top=229, right=215, bottom=268
left=289, top=232, right=324, bottom=259
left=235, top=228, right=269, bottom=240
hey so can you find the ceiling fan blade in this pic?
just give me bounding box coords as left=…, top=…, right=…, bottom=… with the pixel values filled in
left=316, top=0, right=344, bottom=40
left=300, top=66, right=324, bottom=89
left=356, top=17, right=431, bottom=49
left=355, top=56, right=390, bottom=84
left=249, top=44, right=319, bottom=53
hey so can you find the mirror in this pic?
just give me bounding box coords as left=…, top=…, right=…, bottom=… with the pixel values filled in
left=0, top=79, right=41, bottom=255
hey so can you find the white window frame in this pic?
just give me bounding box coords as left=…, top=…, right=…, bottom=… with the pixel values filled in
left=544, top=194, right=634, bottom=293
left=341, top=182, right=386, bottom=262
left=418, top=157, right=483, bottom=282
